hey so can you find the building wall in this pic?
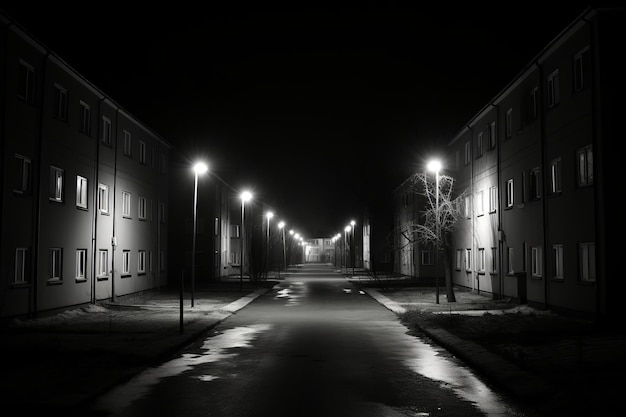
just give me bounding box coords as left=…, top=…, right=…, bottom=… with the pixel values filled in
left=0, top=13, right=170, bottom=318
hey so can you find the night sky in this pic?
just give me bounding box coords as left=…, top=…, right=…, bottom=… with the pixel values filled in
left=2, top=3, right=593, bottom=237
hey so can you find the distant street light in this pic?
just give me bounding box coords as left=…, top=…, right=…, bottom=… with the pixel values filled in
left=266, top=211, right=274, bottom=277
left=191, top=161, right=208, bottom=307
left=344, top=225, right=351, bottom=274
left=240, top=190, right=252, bottom=290
left=427, top=159, right=442, bottom=304
left=278, top=221, right=286, bottom=278
left=350, top=219, right=356, bottom=274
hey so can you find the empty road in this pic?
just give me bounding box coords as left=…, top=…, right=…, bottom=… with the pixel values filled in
left=89, top=263, right=527, bottom=417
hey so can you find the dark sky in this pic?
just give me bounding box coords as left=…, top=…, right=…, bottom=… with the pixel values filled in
left=2, top=3, right=593, bottom=238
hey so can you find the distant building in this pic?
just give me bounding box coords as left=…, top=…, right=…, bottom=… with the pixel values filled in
left=393, top=7, right=623, bottom=319
left=0, top=12, right=171, bottom=318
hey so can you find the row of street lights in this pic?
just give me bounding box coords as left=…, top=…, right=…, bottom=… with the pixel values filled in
left=191, top=160, right=309, bottom=297
left=191, top=157, right=444, bottom=303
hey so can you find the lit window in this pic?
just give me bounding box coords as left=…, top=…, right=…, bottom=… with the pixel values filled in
left=49, top=248, right=63, bottom=281
left=122, top=191, right=131, bottom=218
left=98, top=184, right=109, bottom=214
left=98, top=250, right=108, bottom=278
left=531, top=247, right=542, bottom=277
left=49, top=166, right=64, bottom=202
left=489, top=186, right=497, bottom=213
left=553, top=245, right=564, bottom=279
left=76, top=175, right=88, bottom=209
left=76, top=249, right=87, bottom=280
left=14, top=248, right=29, bottom=284
left=122, top=250, right=131, bottom=276
left=577, top=145, right=593, bottom=186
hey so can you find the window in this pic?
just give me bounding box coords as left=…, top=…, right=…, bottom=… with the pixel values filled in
left=15, top=248, right=30, bottom=284
left=528, top=86, right=539, bottom=121
left=18, top=60, right=35, bottom=104
left=507, top=247, right=515, bottom=274
left=122, top=191, right=131, bottom=218
left=553, top=245, right=564, bottom=279
left=573, top=47, right=590, bottom=92
left=421, top=249, right=432, bottom=265
left=230, top=251, right=240, bottom=265
left=98, top=184, right=109, bottom=214
left=530, top=167, right=541, bottom=200
left=520, top=171, right=527, bottom=204
left=490, top=247, right=497, bottom=273
left=465, top=249, right=472, bottom=271
left=98, top=249, right=108, bottom=278
left=54, top=84, right=68, bottom=121
left=476, top=190, right=484, bottom=216
left=122, top=250, right=131, bottom=276
left=139, top=141, right=146, bottom=165
left=550, top=158, right=562, bottom=194
left=76, top=175, right=88, bottom=209
left=476, top=132, right=483, bottom=157
left=76, top=249, right=87, bottom=280
left=489, top=186, right=497, bottom=213
left=14, top=154, right=32, bottom=194
left=579, top=243, right=595, bottom=282
left=531, top=247, right=542, bottom=277
left=506, top=179, right=514, bottom=208
left=464, top=141, right=471, bottom=165
left=138, top=250, right=146, bottom=274
left=49, top=166, right=64, bottom=202
left=505, top=108, right=513, bottom=138
left=102, top=116, right=112, bottom=146
left=547, top=69, right=560, bottom=108
left=577, top=145, right=593, bottom=186
left=138, top=196, right=147, bottom=220
left=80, top=101, right=91, bottom=135
left=49, top=248, right=62, bottom=281
left=488, top=121, right=497, bottom=150
left=478, top=248, right=485, bottom=272
left=231, top=224, right=240, bottom=238
left=464, top=195, right=471, bottom=218
left=456, top=249, right=462, bottom=270
left=123, top=130, right=132, bottom=157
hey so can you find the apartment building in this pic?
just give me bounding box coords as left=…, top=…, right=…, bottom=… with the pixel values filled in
left=1, top=12, right=170, bottom=318
left=394, top=8, right=622, bottom=318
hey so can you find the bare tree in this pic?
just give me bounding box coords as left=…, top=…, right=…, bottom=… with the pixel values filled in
left=397, top=172, right=467, bottom=302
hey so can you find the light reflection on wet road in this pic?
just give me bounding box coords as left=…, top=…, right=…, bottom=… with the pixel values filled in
left=91, top=264, right=528, bottom=417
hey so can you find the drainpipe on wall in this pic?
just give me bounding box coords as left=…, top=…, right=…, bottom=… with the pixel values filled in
left=91, top=97, right=105, bottom=304
left=111, top=107, right=119, bottom=302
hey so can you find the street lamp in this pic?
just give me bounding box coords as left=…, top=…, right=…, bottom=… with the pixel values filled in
left=427, top=159, right=442, bottom=304
left=344, top=225, right=351, bottom=274
left=266, top=211, right=274, bottom=277
left=350, top=219, right=356, bottom=274
left=240, top=190, right=252, bottom=290
left=191, top=161, right=208, bottom=308
left=278, top=221, right=286, bottom=279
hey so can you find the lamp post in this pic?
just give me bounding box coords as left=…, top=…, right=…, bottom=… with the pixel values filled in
left=427, top=159, right=442, bottom=304
left=240, top=190, right=252, bottom=290
left=191, top=161, right=208, bottom=308
left=350, top=219, right=356, bottom=274
left=344, top=225, right=351, bottom=274
left=265, top=211, right=274, bottom=277
left=278, top=221, right=286, bottom=278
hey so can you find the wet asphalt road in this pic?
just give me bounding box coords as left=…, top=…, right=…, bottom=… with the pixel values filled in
left=89, top=264, right=527, bottom=417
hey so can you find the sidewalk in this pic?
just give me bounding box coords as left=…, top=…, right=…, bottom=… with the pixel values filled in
left=1, top=276, right=623, bottom=416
